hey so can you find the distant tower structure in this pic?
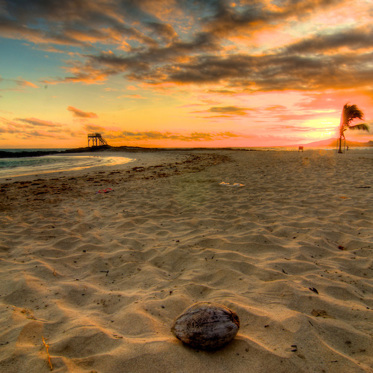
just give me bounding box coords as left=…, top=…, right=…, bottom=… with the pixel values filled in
left=88, top=133, right=108, bottom=147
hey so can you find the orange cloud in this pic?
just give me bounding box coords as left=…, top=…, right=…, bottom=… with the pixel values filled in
left=0, top=117, right=74, bottom=141
left=117, top=94, right=147, bottom=99
left=103, top=130, right=240, bottom=142
left=192, top=106, right=250, bottom=118
left=67, top=106, right=98, bottom=118
left=84, top=124, right=106, bottom=132
left=17, top=79, right=38, bottom=88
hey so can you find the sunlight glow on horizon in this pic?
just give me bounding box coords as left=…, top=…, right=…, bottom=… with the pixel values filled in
left=0, top=0, right=372, bottom=148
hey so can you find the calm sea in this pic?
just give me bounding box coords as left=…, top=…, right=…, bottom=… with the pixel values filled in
left=0, top=149, right=134, bottom=178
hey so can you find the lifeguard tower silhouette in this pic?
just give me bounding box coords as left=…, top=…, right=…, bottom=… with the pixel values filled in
left=88, top=133, right=108, bottom=147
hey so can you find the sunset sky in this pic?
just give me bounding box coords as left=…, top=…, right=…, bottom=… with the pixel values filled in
left=1, top=0, right=372, bottom=148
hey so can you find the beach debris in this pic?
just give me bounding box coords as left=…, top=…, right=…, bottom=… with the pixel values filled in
left=171, top=302, right=240, bottom=350
left=311, top=309, right=333, bottom=318
left=97, top=188, right=114, bottom=194
left=291, top=344, right=298, bottom=352
left=338, top=245, right=345, bottom=250
left=42, top=336, right=53, bottom=371
left=309, top=287, right=319, bottom=294
left=219, top=182, right=244, bottom=187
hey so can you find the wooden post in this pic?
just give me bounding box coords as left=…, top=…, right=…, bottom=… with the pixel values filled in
left=88, top=133, right=108, bottom=147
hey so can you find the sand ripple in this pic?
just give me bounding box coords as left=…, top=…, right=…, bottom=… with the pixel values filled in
left=0, top=150, right=372, bottom=372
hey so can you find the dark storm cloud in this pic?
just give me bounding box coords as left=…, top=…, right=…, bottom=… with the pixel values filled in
left=80, top=31, right=218, bottom=83
left=0, top=0, right=161, bottom=48
left=2, top=0, right=372, bottom=92
left=145, top=22, right=178, bottom=43
left=200, top=0, right=268, bottom=35
left=208, top=106, right=249, bottom=116
left=161, top=48, right=373, bottom=91
left=0, top=0, right=357, bottom=50
left=285, top=26, right=373, bottom=54
left=69, top=37, right=373, bottom=91
left=196, top=0, right=341, bottom=36
left=4, top=0, right=94, bottom=21
left=90, top=31, right=216, bottom=66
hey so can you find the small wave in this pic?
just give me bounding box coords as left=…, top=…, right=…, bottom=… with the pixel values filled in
left=0, top=155, right=134, bottom=178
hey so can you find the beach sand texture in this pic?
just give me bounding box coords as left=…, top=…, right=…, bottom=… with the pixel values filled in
left=0, top=150, right=372, bottom=373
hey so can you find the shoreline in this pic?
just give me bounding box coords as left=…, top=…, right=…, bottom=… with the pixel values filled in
left=2, top=147, right=373, bottom=184
left=0, top=150, right=212, bottom=184
left=0, top=153, right=135, bottom=182
left=1, top=140, right=372, bottom=160
left=0, top=151, right=229, bottom=211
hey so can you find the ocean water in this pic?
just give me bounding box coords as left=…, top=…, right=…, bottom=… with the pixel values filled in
left=0, top=150, right=134, bottom=178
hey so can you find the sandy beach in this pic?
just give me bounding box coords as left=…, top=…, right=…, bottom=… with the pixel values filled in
left=0, top=149, right=372, bottom=373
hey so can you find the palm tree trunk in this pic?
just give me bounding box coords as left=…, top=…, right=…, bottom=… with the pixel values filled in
left=338, top=135, right=343, bottom=153
left=338, top=108, right=344, bottom=153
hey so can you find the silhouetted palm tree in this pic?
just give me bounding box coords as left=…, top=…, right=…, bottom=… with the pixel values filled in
left=338, top=103, right=369, bottom=153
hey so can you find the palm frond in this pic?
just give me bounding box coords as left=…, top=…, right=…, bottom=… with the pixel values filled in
left=342, top=103, right=365, bottom=126
left=348, top=123, right=369, bottom=132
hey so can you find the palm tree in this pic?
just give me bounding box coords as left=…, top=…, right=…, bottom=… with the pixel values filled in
left=338, top=103, right=369, bottom=153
